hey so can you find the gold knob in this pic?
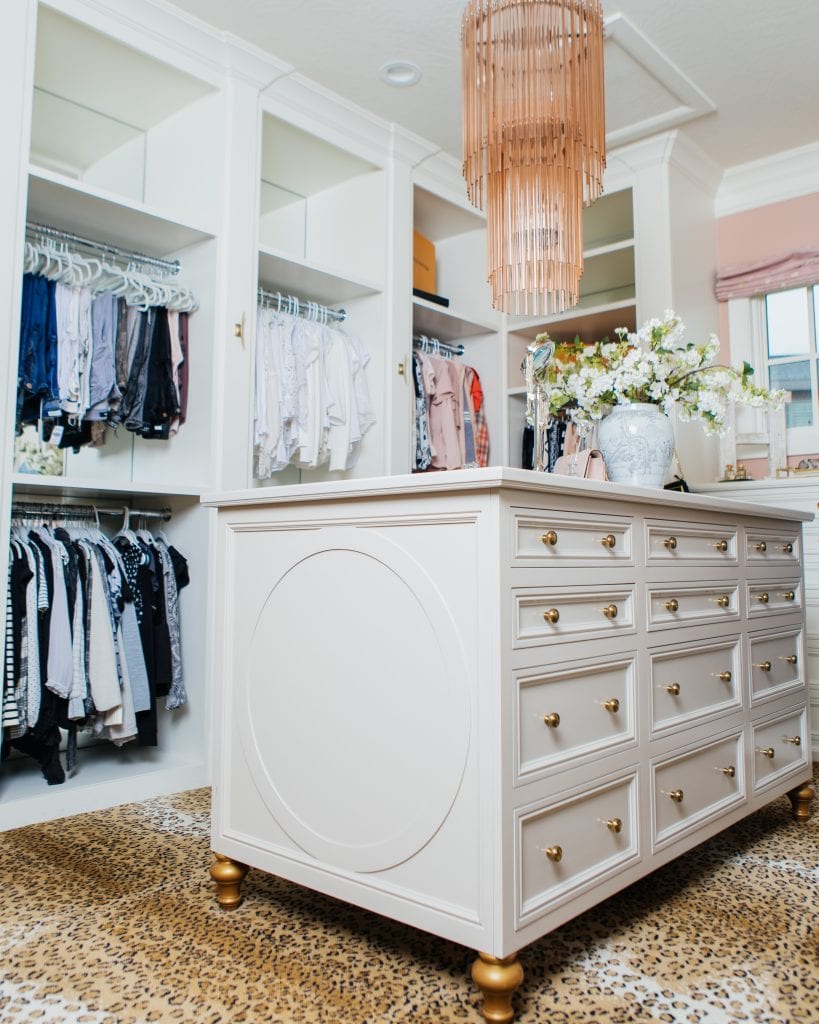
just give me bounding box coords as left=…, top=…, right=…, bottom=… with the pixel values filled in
left=714, top=540, right=729, bottom=552
left=543, top=608, right=560, bottom=624
left=663, top=789, right=684, bottom=803
left=601, top=534, right=617, bottom=549
left=757, top=747, right=775, bottom=759
left=782, top=591, right=796, bottom=601
left=718, top=765, right=736, bottom=778
left=542, top=530, right=558, bottom=546
left=545, top=845, right=563, bottom=862
left=783, top=654, right=798, bottom=665
left=717, top=671, right=732, bottom=683
left=716, top=595, right=730, bottom=608
left=605, top=818, right=622, bottom=834
left=754, top=661, right=772, bottom=672
left=664, top=536, right=678, bottom=551
left=665, top=598, right=679, bottom=612
left=666, top=682, right=681, bottom=696
left=784, top=735, right=801, bottom=746
left=783, top=542, right=794, bottom=554
left=757, top=592, right=769, bottom=604
left=602, top=698, right=620, bottom=713
left=543, top=712, right=560, bottom=728
left=756, top=541, right=767, bottom=553
left=602, top=604, right=618, bottom=619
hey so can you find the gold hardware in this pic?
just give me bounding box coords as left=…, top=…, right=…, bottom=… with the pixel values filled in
left=545, top=845, right=563, bottom=862
left=397, top=359, right=407, bottom=377
left=602, top=698, right=620, bottom=713
left=666, top=682, right=681, bottom=696
left=601, top=534, right=616, bottom=549
left=757, top=747, right=775, bottom=759
left=756, top=541, right=767, bottom=553
left=714, top=539, right=729, bottom=552
left=717, top=671, right=732, bottom=683
left=543, top=608, right=560, bottom=624
left=784, top=735, right=801, bottom=746
left=783, top=654, right=798, bottom=665
left=543, top=712, right=560, bottom=728
left=754, top=661, right=772, bottom=672
left=716, top=594, right=730, bottom=608
left=662, top=789, right=684, bottom=803
left=718, top=765, right=736, bottom=778
left=605, top=818, right=622, bottom=834
left=757, top=592, right=769, bottom=604
left=542, top=530, right=558, bottom=546
left=783, top=542, right=794, bottom=554
left=782, top=591, right=796, bottom=601
left=665, top=598, right=679, bottom=612
left=602, top=604, right=618, bottom=619
left=664, top=536, right=677, bottom=551
left=233, top=312, right=246, bottom=345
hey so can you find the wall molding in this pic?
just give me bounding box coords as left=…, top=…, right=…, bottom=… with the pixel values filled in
left=716, top=141, right=819, bottom=218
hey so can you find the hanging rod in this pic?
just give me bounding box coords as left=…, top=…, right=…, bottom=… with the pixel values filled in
left=257, top=286, right=346, bottom=323
left=11, top=501, right=172, bottom=522
left=26, top=221, right=181, bottom=275
left=413, top=334, right=465, bottom=357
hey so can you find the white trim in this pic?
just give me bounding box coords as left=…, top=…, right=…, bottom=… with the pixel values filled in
left=716, top=141, right=819, bottom=218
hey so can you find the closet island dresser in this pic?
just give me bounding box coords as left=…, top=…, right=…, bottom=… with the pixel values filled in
left=204, top=468, right=814, bottom=1022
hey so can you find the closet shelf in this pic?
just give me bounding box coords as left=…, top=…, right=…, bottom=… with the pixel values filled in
left=508, top=297, right=638, bottom=340
left=584, top=237, right=635, bottom=261
left=258, top=246, right=383, bottom=305
left=412, top=297, right=498, bottom=343
left=11, top=474, right=204, bottom=500
left=27, top=166, right=216, bottom=257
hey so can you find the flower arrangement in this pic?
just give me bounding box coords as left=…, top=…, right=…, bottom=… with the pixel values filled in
left=536, top=311, right=786, bottom=433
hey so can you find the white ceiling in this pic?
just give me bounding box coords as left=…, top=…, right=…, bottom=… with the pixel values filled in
left=168, top=0, right=819, bottom=173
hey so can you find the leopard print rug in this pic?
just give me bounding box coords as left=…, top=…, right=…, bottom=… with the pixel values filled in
left=1, top=770, right=816, bottom=1023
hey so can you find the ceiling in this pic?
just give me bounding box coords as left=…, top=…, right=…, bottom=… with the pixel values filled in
left=168, top=0, right=819, bottom=174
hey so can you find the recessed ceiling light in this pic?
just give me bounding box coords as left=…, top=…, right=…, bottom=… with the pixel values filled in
left=379, top=60, right=422, bottom=87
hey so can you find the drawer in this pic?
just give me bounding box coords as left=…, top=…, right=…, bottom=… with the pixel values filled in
left=515, top=586, right=635, bottom=645
left=646, top=522, right=737, bottom=564
left=652, top=732, right=744, bottom=847
left=747, top=580, right=802, bottom=618
left=746, top=531, right=801, bottom=565
left=516, top=656, right=636, bottom=779
left=513, top=509, right=632, bottom=565
left=516, top=772, right=638, bottom=925
left=651, top=638, right=741, bottom=734
left=752, top=706, right=809, bottom=793
left=647, top=583, right=739, bottom=629
left=749, top=629, right=804, bottom=703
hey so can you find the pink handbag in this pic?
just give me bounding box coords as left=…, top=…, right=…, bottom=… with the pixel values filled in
left=553, top=448, right=608, bottom=481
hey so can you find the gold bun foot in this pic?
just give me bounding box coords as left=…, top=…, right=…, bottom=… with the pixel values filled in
left=471, top=952, right=524, bottom=1023
left=210, top=853, right=249, bottom=910
left=787, top=782, right=815, bottom=823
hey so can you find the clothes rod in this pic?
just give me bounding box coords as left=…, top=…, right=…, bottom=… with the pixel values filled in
left=11, top=501, right=172, bottom=522
left=413, top=335, right=465, bottom=357
left=26, top=221, right=181, bottom=275
left=257, top=286, right=346, bottom=323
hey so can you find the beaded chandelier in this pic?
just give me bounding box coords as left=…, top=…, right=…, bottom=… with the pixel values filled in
left=461, top=0, right=606, bottom=316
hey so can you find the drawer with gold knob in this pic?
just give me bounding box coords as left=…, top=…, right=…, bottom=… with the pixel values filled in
left=516, top=657, right=636, bottom=779
left=516, top=772, right=638, bottom=924
left=747, top=580, right=802, bottom=618
left=752, top=707, right=809, bottom=793
left=645, top=523, right=738, bottom=564
left=749, top=629, right=804, bottom=702
left=746, top=533, right=800, bottom=564
left=650, top=638, right=741, bottom=734
left=652, top=732, right=744, bottom=847
left=647, top=584, right=739, bottom=629
left=515, top=587, right=635, bottom=646
left=513, top=510, right=633, bottom=565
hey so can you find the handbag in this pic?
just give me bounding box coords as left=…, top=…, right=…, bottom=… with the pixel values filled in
left=553, top=448, right=608, bottom=481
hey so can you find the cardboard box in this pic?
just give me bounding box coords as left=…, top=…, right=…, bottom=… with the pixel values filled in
left=413, top=230, right=436, bottom=294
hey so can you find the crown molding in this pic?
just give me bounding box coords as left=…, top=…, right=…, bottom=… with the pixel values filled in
left=390, top=125, right=439, bottom=168
left=716, top=141, right=819, bottom=218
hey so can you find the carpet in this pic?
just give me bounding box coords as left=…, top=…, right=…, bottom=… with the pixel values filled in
left=1, top=771, right=817, bottom=1023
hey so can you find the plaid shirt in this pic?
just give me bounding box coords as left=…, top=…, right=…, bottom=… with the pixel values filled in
left=468, top=367, right=490, bottom=467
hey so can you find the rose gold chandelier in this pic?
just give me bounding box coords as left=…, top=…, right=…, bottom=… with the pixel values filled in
left=462, top=0, right=606, bottom=316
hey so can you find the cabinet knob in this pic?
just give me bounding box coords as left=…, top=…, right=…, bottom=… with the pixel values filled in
left=541, top=530, right=558, bottom=547
left=544, top=845, right=563, bottom=862
left=782, top=591, right=796, bottom=601
left=757, top=747, right=775, bottom=759
left=757, top=592, right=769, bottom=604
left=665, top=682, right=681, bottom=696
left=716, top=670, right=732, bottom=683
left=756, top=541, right=767, bottom=553
left=718, top=765, right=736, bottom=778
left=543, top=608, right=560, bottom=625
left=602, top=604, right=619, bottom=619
left=716, top=595, right=731, bottom=608
left=602, top=698, right=620, bottom=713
left=665, top=598, right=679, bottom=612
left=784, top=735, right=801, bottom=746
left=662, top=789, right=684, bottom=803
left=664, top=536, right=678, bottom=551
left=714, top=539, right=729, bottom=552
left=543, top=712, right=561, bottom=728
left=754, top=661, right=772, bottom=672
left=782, top=542, right=794, bottom=554
left=604, top=818, right=622, bottom=834
left=600, top=533, right=617, bottom=549
left=783, top=654, right=798, bottom=666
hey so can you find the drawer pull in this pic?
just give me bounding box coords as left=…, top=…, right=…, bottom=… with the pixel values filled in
left=665, top=682, right=681, bottom=696
left=543, top=712, right=561, bottom=728
left=718, top=765, right=736, bottom=778
left=665, top=598, right=679, bottom=612
left=782, top=591, right=796, bottom=601
left=602, top=698, right=620, bottom=713
left=541, top=530, right=558, bottom=547
left=757, top=747, right=775, bottom=759
left=544, top=845, right=563, bottom=862
left=754, top=661, right=772, bottom=672
left=601, top=533, right=617, bottom=549
left=716, top=671, right=732, bottom=683
left=714, top=539, right=729, bottom=552
left=782, top=654, right=798, bottom=665
left=716, top=595, right=731, bottom=608
left=604, top=818, right=623, bottom=834
left=756, top=541, right=767, bottom=553
left=782, top=542, right=794, bottom=554
left=757, top=592, right=770, bottom=604
left=543, top=608, right=560, bottom=625
left=664, top=536, right=678, bottom=551
left=662, top=789, right=684, bottom=803
left=784, top=735, right=801, bottom=746
left=602, top=604, right=619, bottom=619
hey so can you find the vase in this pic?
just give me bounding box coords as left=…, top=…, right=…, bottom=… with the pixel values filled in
left=597, top=403, right=675, bottom=488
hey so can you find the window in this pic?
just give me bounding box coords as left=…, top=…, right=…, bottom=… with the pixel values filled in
left=763, top=284, right=819, bottom=449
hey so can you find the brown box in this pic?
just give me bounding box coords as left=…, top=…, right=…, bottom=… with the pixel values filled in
left=413, top=230, right=436, bottom=294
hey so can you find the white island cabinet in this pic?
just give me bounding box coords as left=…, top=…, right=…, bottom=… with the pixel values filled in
left=203, top=469, right=814, bottom=1022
